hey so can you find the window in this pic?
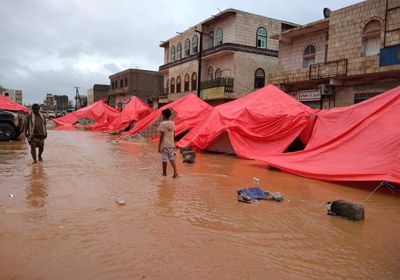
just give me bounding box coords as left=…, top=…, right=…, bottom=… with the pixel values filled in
left=115, top=81, right=118, bottom=89
left=303, top=45, right=316, bottom=68
left=170, top=78, right=175, bottom=94
left=124, top=78, right=128, bottom=87
left=257, top=27, right=267, bottom=49
left=176, top=76, right=181, bottom=93
left=191, top=72, right=197, bottom=91
left=165, top=80, right=169, bottom=95
left=215, top=29, right=223, bottom=46
left=192, top=35, right=198, bottom=54
left=184, top=74, right=190, bottom=92
left=111, top=82, right=114, bottom=90
left=215, top=68, right=222, bottom=79
left=254, top=68, right=265, bottom=89
left=184, top=39, right=190, bottom=57
left=170, top=46, right=175, bottom=62
left=207, top=66, right=213, bottom=80
left=362, top=20, right=381, bottom=56
left=354, top=92, right=379, bottom=104
left=208, top=31, right=214, bottom=48
left=176, top=43, right=182, bottom=60
left=120, top=79, right=123, bottom=88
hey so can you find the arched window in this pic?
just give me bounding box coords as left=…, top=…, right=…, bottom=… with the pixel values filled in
left=191, top=72, right=197, bottom=91
left=176, top=43, right=182, bottom=60
left=208, top=66, right=213, bottom=80
left=111, top=81, right=114, bottom=90
left=254, top=68, right=265, bottom=89
left=124, top=78, right=128, bottom=87
left=257, top=27, right=267, bottom=49
left=192, top=35, right=198, bottom=54
left=114, top=81, right=118, bottom=89
left=215, top=28, right=223, bottom=46
left=209, top=31, right=214, bottom=48
left=176, top=76, right=181, bottom=93
left=303, top=45, right=316, bottom=68
left=215, top=68, right=222, bottom=79
left=184, top=39, right=190, bottom=57
left=120, top=79, right=123, bottom=88
left=184, top=74, right=190, bottom=92
left=170, top=46, right=175, bottom=62
left=170, top=78, right=175, bottom=94
left=166, top=79, right=169, bottom=94
left=362, top=20, right=381, bottom=56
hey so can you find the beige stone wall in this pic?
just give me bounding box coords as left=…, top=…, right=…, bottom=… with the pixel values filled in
left=234, top=12, right=283, bottom=51
left=202, top=15, right=236, bottom=48
left=279, top=31, right=327, bottom=71
left=329, top=0, right=400, bottom=76
left=231, top=52, right=278, bottom=98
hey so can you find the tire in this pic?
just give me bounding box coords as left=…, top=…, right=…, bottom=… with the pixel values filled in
left=0, top=123, right=17, bottom=141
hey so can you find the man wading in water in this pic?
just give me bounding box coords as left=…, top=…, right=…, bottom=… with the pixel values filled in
left=158, top=109, right=178, bottom=178
left=24, top=103, right=47, bottom=164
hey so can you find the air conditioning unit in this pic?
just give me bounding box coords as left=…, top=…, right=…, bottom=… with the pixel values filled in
left=319, top=84, right=333, bottom=96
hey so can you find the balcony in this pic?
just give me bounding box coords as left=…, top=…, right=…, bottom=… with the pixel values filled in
left=309, top=59, right=348, bottom=80
left=159, top=43, right=278, bottom=71
left=200, top=77, right=234, bottom=100
left=269, top=59, right=348, bottom=85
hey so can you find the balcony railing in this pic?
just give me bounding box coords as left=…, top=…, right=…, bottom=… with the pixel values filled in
left=200, top=77, right=234, bottom=92
left=309, top=59, right=348, bottom=80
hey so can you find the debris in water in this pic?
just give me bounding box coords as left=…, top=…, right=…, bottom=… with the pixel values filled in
left=271, top=192, right=284, bottom=202
left=237, top=187, right=269, bottom=203
left=326, top=200, right=365, bottom=221
left=116, top=196, right=126, bottom=206
left=8, top=194, right=14, bottom=198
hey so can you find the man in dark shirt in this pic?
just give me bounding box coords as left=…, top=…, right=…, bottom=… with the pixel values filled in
left=24, top=104, right=47, bottom=164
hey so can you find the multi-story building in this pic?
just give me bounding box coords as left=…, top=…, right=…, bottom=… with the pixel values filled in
left=87, top=84, right=110, bottom=105
left=159, top=9, right=298, bottom=105
left=44, top=94, right=56, bottom=109
left=0, top=89, right=23, bottom=104
left=108, top=69, right=163, bottom=110
left=54, top=95, right=69, bottom=111
left=270, top=0, right=400, bottom=108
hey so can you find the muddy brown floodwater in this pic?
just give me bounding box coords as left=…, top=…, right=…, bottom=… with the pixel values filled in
left=1, top=129, right=400, bottom=280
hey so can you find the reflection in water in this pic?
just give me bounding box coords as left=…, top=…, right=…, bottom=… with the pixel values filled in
left=26, top=164, right=48, bottom=208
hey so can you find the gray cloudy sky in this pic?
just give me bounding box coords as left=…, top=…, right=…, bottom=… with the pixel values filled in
left=1, top=0, right=361, bottom=104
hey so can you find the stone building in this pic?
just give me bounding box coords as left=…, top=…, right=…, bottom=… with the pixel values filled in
left=270, top=0, right=400, bottom=108
left=87, top=84, right=110, bottom=105
left=159, top=9, right=298, bottom=105
left=0, top=89, right=23, bottom=104
left=108, top=69, right=163, bottom=110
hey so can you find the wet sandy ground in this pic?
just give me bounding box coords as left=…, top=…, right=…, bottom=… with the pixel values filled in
left=1, top=129, right=400, bottom=280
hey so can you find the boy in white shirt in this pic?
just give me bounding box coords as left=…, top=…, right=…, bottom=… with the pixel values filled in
left=158, top=109, right=178, bottom=178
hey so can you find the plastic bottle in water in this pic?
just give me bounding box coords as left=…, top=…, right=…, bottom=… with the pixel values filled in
left=252, top=177, right=260, bottom=186
left=115, top=196, right=126, bottom=205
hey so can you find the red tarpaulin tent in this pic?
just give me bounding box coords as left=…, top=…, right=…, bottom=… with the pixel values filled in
left=103, top=97, right=153, bottom=131
left=122, top=93, right=213, bottom=138
left=53, top=100, right=120, bottom=129
left=0, top=96, right=29, bottom=113
left=261, top=86, right=400, bottom=184
left=176, top=85, right=316, bottom=159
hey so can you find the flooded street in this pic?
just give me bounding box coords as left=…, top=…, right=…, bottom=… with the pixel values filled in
left=1, top=129, right=400, bottom=280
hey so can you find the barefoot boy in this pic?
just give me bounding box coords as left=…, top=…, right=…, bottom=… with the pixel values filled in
left=158, top=109, right=178, bottom=178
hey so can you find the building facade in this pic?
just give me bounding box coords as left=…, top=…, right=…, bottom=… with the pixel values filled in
left=0, top=89, right=23, bottom=104
left=159, top=9, right=298, bottom=105
left=87, top=84, right=110, bottom=105
left=108, top=69, right=163, bottom=110
left=43, top=94, right=69, bottom=111
left=270, top=0, right=400, bottom=108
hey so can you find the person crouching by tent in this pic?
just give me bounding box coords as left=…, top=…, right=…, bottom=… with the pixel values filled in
left=158, top=109, right=178, bottom=178
left=24, top=103, right=47, bottom=164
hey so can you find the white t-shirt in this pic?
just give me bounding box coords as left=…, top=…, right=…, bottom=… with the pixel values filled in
left=158, top=120, right=175, bottom=148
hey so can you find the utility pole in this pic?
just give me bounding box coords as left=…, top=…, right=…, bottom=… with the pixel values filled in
left=74, top=86, right=81, bottom=110
left=194, top=30, right=209, bottom=98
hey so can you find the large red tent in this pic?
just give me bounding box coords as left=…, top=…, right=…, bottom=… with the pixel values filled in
left=176, top=85, right=316, bottom=159
left=0, top=96, right=29, bottom=113
left=53, top=100, right=120, bottom=129
left=123, top=93, right=213, bottom=138
left=260, top=86, right=400, bottom=184
left=103, top=97, right=153, bottom=131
